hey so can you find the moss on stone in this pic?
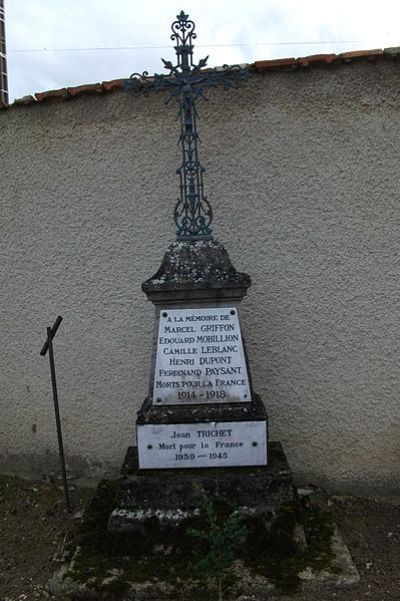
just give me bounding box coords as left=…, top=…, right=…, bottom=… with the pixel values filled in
left=67, top=481, right=337, bottom=598
left=68, top=479, right=200, bottom=594
left=241, top=499, right=336, bottom=592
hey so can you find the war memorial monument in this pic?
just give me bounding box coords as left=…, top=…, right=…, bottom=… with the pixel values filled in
left=107, top=10, right=295, bottom=549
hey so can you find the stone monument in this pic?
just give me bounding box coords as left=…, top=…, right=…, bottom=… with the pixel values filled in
left=108, top=11, right=294, bottom=552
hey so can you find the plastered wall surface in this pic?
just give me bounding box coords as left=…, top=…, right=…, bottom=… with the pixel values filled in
left=1, top=61, right=400, bottom=493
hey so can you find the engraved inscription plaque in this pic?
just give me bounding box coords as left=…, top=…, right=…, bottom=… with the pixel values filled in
left=153, top=307, right=251, bottom=405
left=137, top=421, right=267, bottom=469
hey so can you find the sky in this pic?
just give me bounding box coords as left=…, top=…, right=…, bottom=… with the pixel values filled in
left=4, top=0, right=400, bottom=101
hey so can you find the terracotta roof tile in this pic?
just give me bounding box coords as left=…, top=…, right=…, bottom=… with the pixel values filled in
left=296, top=53, right=338, bottom=67
left=340, top=49, right=383, bottom=61
left=253, top=57, right=297, bottom=71
left=102, top=78, right=125, bottom=92
left=35, top=88, right=69, bottom=102
left=66, top=83, right=103, bottom=97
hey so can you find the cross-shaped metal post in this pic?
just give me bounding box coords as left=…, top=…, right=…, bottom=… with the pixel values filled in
left=40, top=316, right=71, bottom=513
left=125, top=11, right=250, bottom=240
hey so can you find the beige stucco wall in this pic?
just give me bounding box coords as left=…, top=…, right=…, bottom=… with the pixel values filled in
left=1, top=60, right=400, bottom=493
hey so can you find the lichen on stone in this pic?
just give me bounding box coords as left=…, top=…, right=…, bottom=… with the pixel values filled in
left=142, top=238, right=251, bottom=293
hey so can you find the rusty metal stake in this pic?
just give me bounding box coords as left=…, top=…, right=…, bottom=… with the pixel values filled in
left=40, top=316, right=71, bottom=513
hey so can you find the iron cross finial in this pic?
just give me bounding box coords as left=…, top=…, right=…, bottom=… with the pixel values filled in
left=170, top=11, right=199, bottom=73
left=125, top=11, right=250, bottom=240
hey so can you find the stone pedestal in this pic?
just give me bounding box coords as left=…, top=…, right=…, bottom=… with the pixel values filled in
left=108, top=238, right=275, bottom=545
left=137, top=238, right=268, bottom=470
left=108, top=441, right=294, bottom=554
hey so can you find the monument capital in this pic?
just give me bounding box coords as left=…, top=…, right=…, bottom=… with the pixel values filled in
left=142, top=238, right=251, bottom=304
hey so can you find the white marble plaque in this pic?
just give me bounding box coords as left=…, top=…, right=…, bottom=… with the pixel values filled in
left=153, top=307, right=251, bottom=405
left=137, top=421, right=267, bottom=469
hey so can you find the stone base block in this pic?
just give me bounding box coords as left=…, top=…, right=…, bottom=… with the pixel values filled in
left=50, top=481, right=360, bottom=598
left=107, top=441, right=294, bottom=554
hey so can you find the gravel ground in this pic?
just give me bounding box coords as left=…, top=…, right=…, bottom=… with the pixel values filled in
left=288, top=495, right=400, bottom=601
left=0, top=475, right=400, bottom=600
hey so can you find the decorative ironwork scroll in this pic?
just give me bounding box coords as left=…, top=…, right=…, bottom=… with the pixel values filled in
left=125, top=11, right=250, bottom=240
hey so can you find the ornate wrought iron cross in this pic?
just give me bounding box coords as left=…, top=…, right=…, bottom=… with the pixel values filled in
left=125, top=11, right=250, bottom=240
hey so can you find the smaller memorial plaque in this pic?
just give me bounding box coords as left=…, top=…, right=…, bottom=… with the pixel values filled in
left=153, top=307, right=251, bottom=405
left=137, top=421, right=267, bottom=469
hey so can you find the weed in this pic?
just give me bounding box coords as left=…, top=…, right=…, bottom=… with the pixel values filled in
left=188, top=496, right=247, bottom=601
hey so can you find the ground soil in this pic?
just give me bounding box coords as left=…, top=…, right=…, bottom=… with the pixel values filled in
left=0, top=475, right=91, bottom=601
left=289, top=495, right=400, bottom=601
left=0, top=475, right=400, bottom=600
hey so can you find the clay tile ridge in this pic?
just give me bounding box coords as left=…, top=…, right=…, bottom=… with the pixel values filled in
left=2, top=47, right=400, bottom=110
left=252, top=47, right=390, bottom=73
left=34, top=79, right=125, bottom=102
left=0, top=78, right=125, bottom=109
